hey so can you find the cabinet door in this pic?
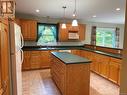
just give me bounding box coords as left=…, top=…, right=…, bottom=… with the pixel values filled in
left=109, top=58, right=121, bottom=84
left=92, top=53, right=101, bottom=73
left=79, top=24, right=85, bottom=41
left=59, top=24, right=68, bottom=41
left=40, top=51, right=50, bottom=68
left=99, top=56, right=110, bottom=78
left=20, top=19, right=37, bottom=41
left=109, top=61, right=119, bottom=83
left=20, top=20, right=28, bottom=40
left=29, top=20, right=37, bottom=40
left=22, top=51, right=30, bottom=70
left=30, top=51, right=41, bottom=69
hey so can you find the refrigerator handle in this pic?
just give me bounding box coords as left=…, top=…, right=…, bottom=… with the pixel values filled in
left=21, top=49, right=24, bottom=64
left=21, top=33, right=24, bottom=48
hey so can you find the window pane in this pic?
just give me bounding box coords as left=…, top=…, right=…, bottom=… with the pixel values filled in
left=37, top=24, right=57, bottom=44
left=96, top=28, right=116, bottom=48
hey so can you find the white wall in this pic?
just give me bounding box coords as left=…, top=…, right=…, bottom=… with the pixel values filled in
left=84, top=22, right=125, bottom=49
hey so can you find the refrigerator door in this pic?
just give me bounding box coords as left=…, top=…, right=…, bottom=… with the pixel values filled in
left=15, top=51, right=22, bottom=95
left=9, top=22, right=22, bottom=54
left=9, top=22, right=23, bottom=95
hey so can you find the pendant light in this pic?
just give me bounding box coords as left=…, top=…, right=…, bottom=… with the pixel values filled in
left=72, top=0, right=78, bottom=26
left=61, top=6, right=67, bottom=29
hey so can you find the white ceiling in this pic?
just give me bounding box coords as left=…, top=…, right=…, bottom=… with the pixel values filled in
left=16, top=0, right=126, bottom=24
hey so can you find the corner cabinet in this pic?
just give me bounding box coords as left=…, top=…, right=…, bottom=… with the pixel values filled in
left=79, top=50, right=121, bottom=85
left=59, top=23, right=86, bottom=42
left=20, top=19, right=37, bottom=41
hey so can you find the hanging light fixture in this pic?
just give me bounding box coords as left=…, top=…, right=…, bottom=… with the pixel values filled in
left=61, top=6, right=67, bottom=29
left=72, top=0, right=78, bottom=26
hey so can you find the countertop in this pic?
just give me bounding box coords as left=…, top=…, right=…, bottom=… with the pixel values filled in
left=23, top=46, right=122, bottom=59
left=51, top=52, right=92, bottom=64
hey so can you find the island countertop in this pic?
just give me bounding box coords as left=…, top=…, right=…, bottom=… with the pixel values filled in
left=51, top=52, right=92, bottom=64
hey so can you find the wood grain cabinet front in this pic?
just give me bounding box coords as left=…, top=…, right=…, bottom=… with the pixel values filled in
left=40, top=51, right=51, bottom=68
left=78, top=50, right=121, bottom=85
left=108, top=58, right=121, bottom=84
left=20, top=19, right=37, bottom=41
left=30, top=51, right=41, bottom=69
left=51, top=54, right=90, bottom=95
left=22, top=51, right=51, bottom=70
left=59, top=23, right=86, bottom=41
left=22, top=51, right=31, bottom=70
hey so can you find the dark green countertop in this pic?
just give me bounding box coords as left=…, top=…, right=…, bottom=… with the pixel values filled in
left=51, top=52, right=92, bottom=64
left=23, top=46, right=122, bottom=59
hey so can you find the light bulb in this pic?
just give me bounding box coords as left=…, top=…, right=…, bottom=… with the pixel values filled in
left=73, top=14, right=76, bottom=17
left=61, top=23, right=66, bottom=29
left=72, top=19, right=78, bottom=26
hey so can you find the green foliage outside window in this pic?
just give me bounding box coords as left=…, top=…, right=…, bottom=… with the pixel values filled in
left=96, top=28, right=116, bottom=48
left=37, top=24, right=57, bottom=44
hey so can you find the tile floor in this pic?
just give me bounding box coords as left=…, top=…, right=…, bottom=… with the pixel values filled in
left=22, top=69, right=120, bottom=95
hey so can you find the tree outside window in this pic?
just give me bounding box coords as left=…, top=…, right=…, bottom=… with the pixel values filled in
left=96, top=28, right=116, bottom=48
left=37, top=24, right=58, bottom=44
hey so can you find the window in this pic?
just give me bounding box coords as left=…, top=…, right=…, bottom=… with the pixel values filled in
left=37, top=23, right=58, bottom=44
left=96, top=28, right=116, bottom=48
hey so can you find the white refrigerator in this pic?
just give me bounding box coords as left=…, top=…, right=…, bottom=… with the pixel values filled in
left=9, top=22, right=24, bottom=95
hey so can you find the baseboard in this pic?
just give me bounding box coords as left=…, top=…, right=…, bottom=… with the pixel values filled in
left=120, top=93, right=127, bottom=95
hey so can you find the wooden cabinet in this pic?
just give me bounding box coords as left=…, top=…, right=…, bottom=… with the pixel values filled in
left=20, top=19, right=37, bottom=41
left=59, top=24, right=68, bottom=42
left=59, top=23, right=85, bottom=41
left=51, top=53, right=90, bottom=95
left=22, top=51, right=31, bottom=70
left=40, top=51, right=51, bottom=68
left=22, top=50, right=51, bottom=70
left=30, top=51, right=41, bottom=69
left=79, top=49, right=121, bottom=85
left=0, top=18, right=10, bottom=95
left=51, top=55, right=66, bottom=94
left=71, top=50, right=81, bottom=56
left=98, top=55, right=110, bottom=78
left=108, top=58, right=121, bottom=84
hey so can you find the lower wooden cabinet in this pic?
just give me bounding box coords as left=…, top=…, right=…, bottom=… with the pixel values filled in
left=30, top=51, right=41, bottom=69
left=71, top=50, right=81, bottom=56
left=51, top=54, right=90, bottom=95
left=40, top=51, right=51, bottom=68
left=22, top=51, right=31, bottom=70
left=79, top=50, right=121, bottom=85
left=22, top=50, right=51, bottom=70
left=108, top=58, right=121, bottom=84
left=22, top=49, right=121, bottom=85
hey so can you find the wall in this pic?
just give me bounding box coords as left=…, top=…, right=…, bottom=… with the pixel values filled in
left=16, top=13, right=125, bottom=48
left=83, top=22, right=125, bottom=49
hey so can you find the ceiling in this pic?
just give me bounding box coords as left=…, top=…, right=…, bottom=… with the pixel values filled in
left=16, top=0, right=126, bottom=24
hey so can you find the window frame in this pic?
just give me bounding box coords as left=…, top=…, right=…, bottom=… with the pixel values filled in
left=96, top=27, right=116, bottom=48
left=37, top=23, right=59, bottom=42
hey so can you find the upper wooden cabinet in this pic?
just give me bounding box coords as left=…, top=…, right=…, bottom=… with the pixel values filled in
left=20, top=19, right=37, bottom=41
left=59, top=23, right=86, bottom=42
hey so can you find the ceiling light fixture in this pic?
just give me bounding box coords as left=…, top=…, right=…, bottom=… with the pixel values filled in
left=116, top=8, right=120, bottom=11
left=61, top=6, right=67, bottom=29
left=72, top=0, right=78, bottom=26
left=36, top=9, right=40, bottom=12
left=93, top=15, right=97, bottom=18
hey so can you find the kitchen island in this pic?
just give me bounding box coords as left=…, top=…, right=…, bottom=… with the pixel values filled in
left=51, top=52, right=91, bottom=95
